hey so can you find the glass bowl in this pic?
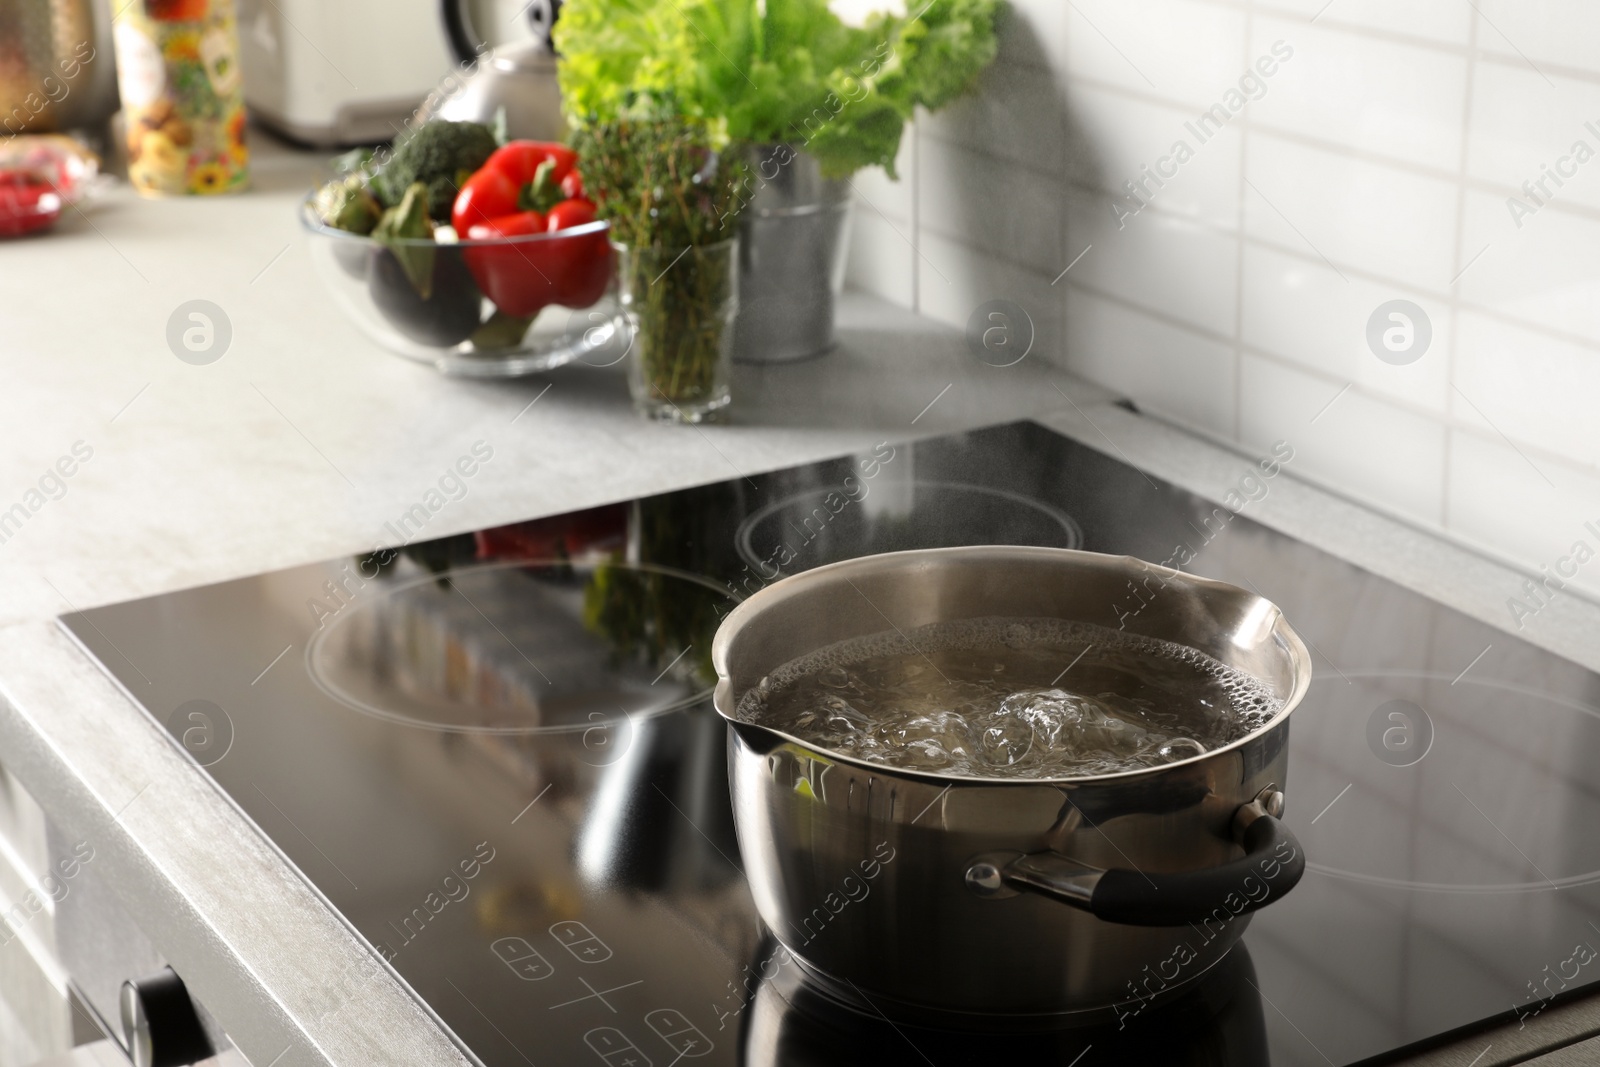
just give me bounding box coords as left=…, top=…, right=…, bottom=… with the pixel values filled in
left=300, top=197, right=627, bottom=377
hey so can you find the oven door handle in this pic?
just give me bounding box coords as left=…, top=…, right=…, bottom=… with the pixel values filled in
left=965, top=788, right=1305, bottom=927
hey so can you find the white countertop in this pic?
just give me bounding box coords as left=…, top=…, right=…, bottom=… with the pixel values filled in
left=0, top=134, right=1095, bottom=629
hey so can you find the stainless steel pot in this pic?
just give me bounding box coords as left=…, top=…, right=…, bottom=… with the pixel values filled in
left=711, top=546, right=1311, bottom=1021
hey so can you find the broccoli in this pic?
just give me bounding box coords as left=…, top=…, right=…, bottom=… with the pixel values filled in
left=372, top=121, right=498, bottom=219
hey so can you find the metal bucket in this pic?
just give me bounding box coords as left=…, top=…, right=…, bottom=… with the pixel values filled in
left=733, top=144, right=855, bottom=364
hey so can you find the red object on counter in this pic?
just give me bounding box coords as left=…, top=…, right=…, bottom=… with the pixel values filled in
left=451, top=141, right=611, bottom=318
left=451, top=141, right=577, bottom=233
left=474, top=504, right=630, bottom=562
left=145, top=0, right=210, bottom=21
left=0, top=170, right=61, bottom=237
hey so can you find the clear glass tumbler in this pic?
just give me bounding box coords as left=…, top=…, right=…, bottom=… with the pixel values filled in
left=614, top=236, right=739, bottom=423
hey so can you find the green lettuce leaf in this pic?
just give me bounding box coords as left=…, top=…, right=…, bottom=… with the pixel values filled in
left=556, top=0, right=999, bottom=177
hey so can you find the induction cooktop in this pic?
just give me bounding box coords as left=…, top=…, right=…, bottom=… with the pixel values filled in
left=62, top=420, right=1600, bottom=1066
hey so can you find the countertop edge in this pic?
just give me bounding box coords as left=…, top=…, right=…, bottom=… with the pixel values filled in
left=0, top=620, right=477, bottom=1067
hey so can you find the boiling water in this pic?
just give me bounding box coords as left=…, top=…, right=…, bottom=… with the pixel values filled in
left=735, top=617, right=1282, bottom=778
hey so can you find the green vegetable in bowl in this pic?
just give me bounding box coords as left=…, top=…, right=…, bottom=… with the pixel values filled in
left=313, top=174, right=381, bottom=235
left=370, top=182, right=437, bottom=297
left=371, top=120, right=498, bottom=219
left=366, top=182, right=484, bottom=348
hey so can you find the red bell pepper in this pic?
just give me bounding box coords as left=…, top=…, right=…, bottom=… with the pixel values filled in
left=451, top=141, right=611, bottom=318
left=0, top=169, right=61, bottom=237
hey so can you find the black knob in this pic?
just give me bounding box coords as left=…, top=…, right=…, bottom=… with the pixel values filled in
left=120, top=968, right=214, bottom=1067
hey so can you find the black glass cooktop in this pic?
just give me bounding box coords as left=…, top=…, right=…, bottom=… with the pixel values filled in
left=63, top=420, right=1600, bottom=1067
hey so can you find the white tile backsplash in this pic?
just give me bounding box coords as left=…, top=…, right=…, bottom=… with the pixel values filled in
left=1238, top=354, right=1447, bottom=524
left=1244, top=135, right=1460, bottom=292
left=852, top=0, right=1600, bottom=593
left=1465, top=64, right=1600, bottom=214
left=1445, top=430, right=1600, bottom=602
left=847, top=167, right=910, bottom=225
left=1470, top=3, right=1600, bottom=79
left=1248, top=17, right=1468, bottom=170
left=920, top=61, right=1070, bottom=174
left=1254, top=0, right=1471, bottom=47
left=1240, top=244, right=1451, bottom=415
left=844, top=207, right=915, bottom=307
left=917, top=135, right=1067, bottom=274
left=1064, top=0, right=1247, bottom=109
left=1452, top=311, right=1600, bottom=466
left=1458, top=189, right=1600, bottom=343
left=916, top=229, right=1063, bottom=352
left=1067, top=195, right=1240, bottom=337
left=994, top=0, right=1071, bottom=73
left=1065, top=287, right=1236, bottom=435
left=1066, top=80, right=1245, bottom=228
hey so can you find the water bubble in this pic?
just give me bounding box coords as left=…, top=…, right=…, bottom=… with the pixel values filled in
left=1157, top=738, right=1207, bottom=762
left=820, top=666, right=850, bottom=688
left=978, top=716, right=1033, bottom=767
left=735, top=616, right=1284, bottom=778
left=821, top=695, right=870, bottom=735
left=891, top=710, right=974, bottom=769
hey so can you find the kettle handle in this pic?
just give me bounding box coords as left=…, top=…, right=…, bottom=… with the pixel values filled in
left=965, top=788, right=1305, bottom=927
left=441, top=0, right=562, bottom=65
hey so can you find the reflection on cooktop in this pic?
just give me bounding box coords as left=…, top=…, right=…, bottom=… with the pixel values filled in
left=746, top=940, right=1269, bottom=1066
left=62, top=420, right=1600, bottom=1067
left=305, top=559, right=730, bottom=733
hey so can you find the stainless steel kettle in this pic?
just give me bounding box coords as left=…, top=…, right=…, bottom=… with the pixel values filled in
left=415, top=0, right=565, bottom=141
left=0, top=0, right=119, bottom=135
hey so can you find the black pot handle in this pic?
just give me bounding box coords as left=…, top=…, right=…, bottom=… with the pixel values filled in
left=965, top=788, right=1305, bottom=927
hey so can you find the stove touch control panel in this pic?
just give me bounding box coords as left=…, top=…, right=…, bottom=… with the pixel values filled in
left=491, top=918, right=720, bottom=1065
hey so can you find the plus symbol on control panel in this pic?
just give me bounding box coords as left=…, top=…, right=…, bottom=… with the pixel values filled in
left=550, top=977, right=645, bottom=1013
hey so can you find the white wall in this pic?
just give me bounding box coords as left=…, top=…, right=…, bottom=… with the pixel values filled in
left=847, top=0, right=1600, bottom=604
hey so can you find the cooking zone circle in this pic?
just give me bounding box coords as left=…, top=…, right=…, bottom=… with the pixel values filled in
left=306, top=559, right=734, bottom=735
left=1302, top=669, right=1600, bottom=893
left=734, top=480, right=1083, bottom=576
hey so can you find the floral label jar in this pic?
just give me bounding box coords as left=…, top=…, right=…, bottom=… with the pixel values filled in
left=112, top=0, right=249, bottom=196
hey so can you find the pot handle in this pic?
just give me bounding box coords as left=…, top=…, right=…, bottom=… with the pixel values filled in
left=964, top=787, right=1305, bottom=927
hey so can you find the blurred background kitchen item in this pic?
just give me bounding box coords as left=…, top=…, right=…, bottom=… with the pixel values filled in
left=112, top=0, right=249, bottom=195
left=415, top=0, right=564, bottom=142
left=235, top=0, right=558, bottom=147
left=234, top=0, right=448, bottom=146
left=0, top=133, right=99, bottom=198
left=0, top=0, right=119, bottom=139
